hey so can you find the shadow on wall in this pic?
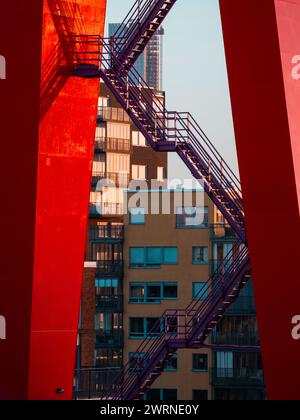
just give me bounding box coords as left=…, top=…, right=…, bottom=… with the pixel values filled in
left=40, top=0, right=88, bottom=120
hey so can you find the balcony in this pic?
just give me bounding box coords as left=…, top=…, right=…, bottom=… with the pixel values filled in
left=95, top=330, right=123, bottom=349
left=91, top=172, right=129, bottom=188
left=95, top=137, right=131, bottom=153
left=96, top=260, right=123, bottom=277
left=225, top=296, right=256, bottom=315
left=210, top=224, right=238, bottom=241
left=211, top=368, right=264, bottom=388
left=91, top=171, right=105, bottom=187
left=97, top=106, right=130, bottom=123
left=95, top=295, right=123, bottom=312
left=211, top=331, right=260, bottom=347
left=89, top=203, right=124, bottom=218
left=73, top=368, right=121, bottom=400
left=89, top=225, right=124, bottom=243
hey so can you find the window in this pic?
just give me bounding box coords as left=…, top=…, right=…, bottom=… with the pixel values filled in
left=177, top=207, right=209, bottom=228
left=193, top=282, right=209, bottom=301
left=157, top=166, right=165, bottom=181
left=129, top=283, right=178, bottom=303
left=95, top=312, right=122, bottom=332
left=216, top=352, right=234, bottom=378
left=95, top=348, right=122, bottom=368
left=164, top=354, right=178, bottom=372
left=107, top=122, right=130, bottom=139
left=130, top=248, right=145, bottom=266
left=192, top=247, right=209, bottom=265
left=107, top=152, right=130, bottom=174
left=147, top=285, right=161, bottom=300
left=132, top=131, right=146, bottom=146
left=193, top=390, right=208, bottom=401
left=129, top=317, right=161, bottom=339
left=98, top=96, right=110, bottom=107
left=193, top=354, right=208, bottom=372
left=132, top=164, right=147, bottom=180
left=163, top=248, right=178, bottom=264
left=145, top=389, right=178, bottom=401
left=130, top=285, right=145, bottom=302
left=129, top=247, right=178, bottom=268
left=95, top=278, right=120, bottom=296
left=145, top=389, right=160, bottom=401
left=129, top=318, right=144, bottom=339
left=129, top=353, right=145, bottom=372
left=147, top=248, right=162, bottom=265
left=130, top=208, right=145, bottom=225
left=163, top=284, right=178, bottom=299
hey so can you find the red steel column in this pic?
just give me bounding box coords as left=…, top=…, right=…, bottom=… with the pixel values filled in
left=219, top=0, right=300, bottom=399
left=0, top=0, right=106, bottom=400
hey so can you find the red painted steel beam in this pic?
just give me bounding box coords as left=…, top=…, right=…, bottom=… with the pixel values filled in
left=0, top=0, right=106, bottom=400
left=219, top=0, right=300, bottom=400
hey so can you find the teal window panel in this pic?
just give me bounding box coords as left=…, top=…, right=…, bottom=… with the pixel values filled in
left=130, top=247, right=145, bottom=265
left=147, top=247, right=163, bottom=265
left=163, top=247, right=178, bottom=264
left=193, top=282, right=209, bottom=301
left=130, top=208, right=145, bottom=225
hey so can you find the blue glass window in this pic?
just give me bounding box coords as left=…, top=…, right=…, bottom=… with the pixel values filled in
left=176, top=207, right=209, bottom=229
left=130, top=248, right=145, bottom=266
left=95, top=278, right=119, bottom=288
left=193, top=282, right=209, bottom=301
left=147, top=248, right=163, bottom=265
left=130, top=208, right=145, bottom=225
left=129, top=247, right=178, bottom=268
left=163, top=247, right=178, bottom=264
left=192, top=247, right=209, bottom=265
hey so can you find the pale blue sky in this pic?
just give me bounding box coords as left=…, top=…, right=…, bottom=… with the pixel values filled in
left=105, top=0, right=238, bottom=180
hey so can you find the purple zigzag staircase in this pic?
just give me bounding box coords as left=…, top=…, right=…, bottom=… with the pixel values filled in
left=65, top=1, right=252, bottom=399
left=110, top=0, right=177, bottom=70
left=109, top=245, right=250, bottom=400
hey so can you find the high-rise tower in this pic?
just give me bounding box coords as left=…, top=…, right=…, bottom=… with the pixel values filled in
left=109, top=23, right=164, bottom=90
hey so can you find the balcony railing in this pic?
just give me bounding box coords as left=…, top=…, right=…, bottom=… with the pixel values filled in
left=211, top=331, right=260, bottom=346
left=89, top=225, right=124, bottom=242
left=210, top=259, right=246, bottom=276
left=95, top=295, right=123, bottom=312
left=73, top=368, right=122, bottom=400
left=210, top=224, right=238, bottom=241
left=91, top=172, right=129, bottom=188
left=91, top=172, right=105, bottom=187
left=96, top=260, right=123, bottom=277
left=95, top=137, right=131, bottom=153
left=211, top=368, right=264, bottom=388
left=97, top=106, right=130, bottom=122
left=225, top=296, right=256, bottom=315
left=89, top=203, right=124, bottom=218
left=95, top=330, right=124, bottom=349
left=79, top=329, right=123, bottom=349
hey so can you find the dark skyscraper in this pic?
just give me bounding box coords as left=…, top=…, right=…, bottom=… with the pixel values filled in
left=109, top=23, right=164, bottom=90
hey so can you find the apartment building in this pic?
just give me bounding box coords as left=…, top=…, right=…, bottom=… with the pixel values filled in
left=209, top=224, right=265, bottom=400
left=74, top=81, right=265, bottom=400
left=123, top=189, right=214, bottom=401
left=121, top=189, right=265, bottom=401
left=75, top=82, right=167, bottom=398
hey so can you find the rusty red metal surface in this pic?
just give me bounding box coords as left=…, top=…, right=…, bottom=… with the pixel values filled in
left=0, top=0, right=106, bottom=400
left=220, top=0, right=300, bottom=400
